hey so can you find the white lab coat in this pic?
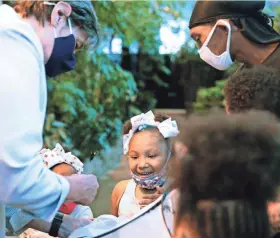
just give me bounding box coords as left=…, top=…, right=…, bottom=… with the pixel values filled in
left=0, top=5, right=69, bottom=238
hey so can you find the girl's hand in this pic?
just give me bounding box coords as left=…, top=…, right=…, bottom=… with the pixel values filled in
left=138, top=186, right=164, bottom=208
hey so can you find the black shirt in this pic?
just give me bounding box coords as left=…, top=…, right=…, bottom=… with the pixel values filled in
left=236, top=43, right=280, bottom=73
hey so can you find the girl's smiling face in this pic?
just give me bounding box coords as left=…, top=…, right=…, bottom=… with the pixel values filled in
left=127, top=129, right=169, bottom=177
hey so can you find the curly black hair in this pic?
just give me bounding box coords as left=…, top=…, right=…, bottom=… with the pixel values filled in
left=176, top=110, right=280, bottom=238
left=224, top=66, right=280, bottom=118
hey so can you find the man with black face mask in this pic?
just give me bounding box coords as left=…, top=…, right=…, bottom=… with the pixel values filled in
left=0, top=1, right=99, bottom=238
left=189, top=1, right=280, bottom=72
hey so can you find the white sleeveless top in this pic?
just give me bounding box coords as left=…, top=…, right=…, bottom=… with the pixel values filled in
left=118, top=179, right=141, bottom=219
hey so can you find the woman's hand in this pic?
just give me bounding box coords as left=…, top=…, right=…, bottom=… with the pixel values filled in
left=138, top=187, right=164, bottom=208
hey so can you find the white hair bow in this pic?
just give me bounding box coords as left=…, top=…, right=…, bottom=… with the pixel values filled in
left=123, top=111, right=179, bottom=154
left=38, top=143, right=84, bottom=174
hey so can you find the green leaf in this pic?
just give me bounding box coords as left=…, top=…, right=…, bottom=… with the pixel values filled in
left=43, top=1, right=189, bottom=165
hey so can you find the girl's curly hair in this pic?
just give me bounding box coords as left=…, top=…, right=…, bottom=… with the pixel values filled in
left=175, top=110, right=280, bottom=238
left=224, top=66, right=280, bottom=118
left=177, top=110, right=280, bottom=214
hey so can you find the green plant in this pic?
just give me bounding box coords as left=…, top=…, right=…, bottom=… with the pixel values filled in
left=193, top=80, right=226, bottom=112
left=44, top=50, right=138, bottom=160
left=42, top=1, right=189, bottom=162
left=193, top=62, right=240, bottom=112
left=94, top=1, right=186, bottom=53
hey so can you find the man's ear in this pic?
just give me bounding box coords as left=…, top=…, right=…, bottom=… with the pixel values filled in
left=216, top=25, right=230, bottom=36
left=50, top=1, right=72, bottom=29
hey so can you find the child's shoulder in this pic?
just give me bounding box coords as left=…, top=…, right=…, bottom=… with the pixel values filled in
left=112, top=179, right=131, bottom=197
left=111, top=180, right=132, bottom=216
left=113, top=179, right=131, bottom=192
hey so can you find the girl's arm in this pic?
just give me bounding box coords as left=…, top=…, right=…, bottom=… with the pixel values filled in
left=111, top=180, right=129, bottom=216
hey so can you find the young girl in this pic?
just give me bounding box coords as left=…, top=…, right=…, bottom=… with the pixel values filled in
left=20, top=143, right=93, bottom=238
left=111, top=111, right=179, bottom=219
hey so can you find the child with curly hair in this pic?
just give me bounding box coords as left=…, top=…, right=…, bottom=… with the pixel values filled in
left=224, top=65, right=280, bottom=117
left=174, top=110, right=280, bottom=238
left=224, top=66, right=280, bottom=237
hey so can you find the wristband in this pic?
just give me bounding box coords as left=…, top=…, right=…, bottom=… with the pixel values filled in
left=49, top=212, right=64, bottom=237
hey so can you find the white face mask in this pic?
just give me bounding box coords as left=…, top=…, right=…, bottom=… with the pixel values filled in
left=198, top=20, right=233, bottom=71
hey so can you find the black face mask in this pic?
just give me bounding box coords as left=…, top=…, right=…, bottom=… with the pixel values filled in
left=45, top=18, right=76, bottom=77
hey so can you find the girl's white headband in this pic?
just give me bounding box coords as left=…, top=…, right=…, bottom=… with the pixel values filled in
left=123, top=111, right=180, bottom=154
